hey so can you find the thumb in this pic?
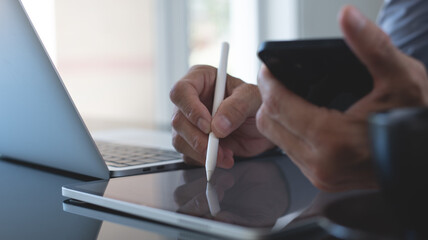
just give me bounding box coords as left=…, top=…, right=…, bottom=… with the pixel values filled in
left=339, top=5, right=403, bottom=80
left=211, top=84, right=261, bottom=138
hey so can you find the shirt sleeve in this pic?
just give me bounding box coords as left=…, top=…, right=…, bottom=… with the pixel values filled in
left=378, top=0, right=428, bottom=69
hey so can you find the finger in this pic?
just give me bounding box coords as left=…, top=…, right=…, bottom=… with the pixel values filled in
left=256, top=105, right=310, bottom=169
left=172, top=131, right=205, bottom=166
left=338, top=5, right=403, bottom=80
left=217, top=145, right=234, bottom=169
left=172, top=131, right=231, bottom=168
left=211, top=83, right=261, bottom=138
left=257, top=65, right=326, bottom=140
left=170, top=65, right=216, bottom=134
left=172, top=110, right=209, bottom=156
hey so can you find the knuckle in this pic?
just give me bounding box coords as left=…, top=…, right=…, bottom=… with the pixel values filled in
left=182, top=104, right=199, bottom=124
left=171, top=132, right=204, bottom=166
left=191, top=135, right=206, bottom=154
left=169, top=81, right=185, bottom=103
left=229, top=98, right=250, bottom=120
left=243, top=84, right=262, bottom=105
left=189, top=64, right=216, bottom=73
left=249, top=83, right=261, bottom=97
left=189, top=65, right=217, bottom=83
left=263, top=95, right=281, bottom=117
left=226, top=76, right=246, bottom=94
left=171, top=132, right=182, bottom=153
left=256, top=106, right=269, bottom=133
left=171, top=111, right=183, bottom=130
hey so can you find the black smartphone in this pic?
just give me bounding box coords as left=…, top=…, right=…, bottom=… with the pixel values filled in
left=258, top=39, right=373, bottom=111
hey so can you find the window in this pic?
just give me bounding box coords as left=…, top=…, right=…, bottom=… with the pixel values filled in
left=188, top=0, right=261, bottom=84
left=22, top=0, right=159, bottom=130
left=22, top=0, right=263, bottom=130
left=21, top=0, right=382, bottom=131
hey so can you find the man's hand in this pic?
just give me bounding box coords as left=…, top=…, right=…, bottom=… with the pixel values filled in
left=170, top=65, right=274, bottom=168
left=256, top=6, right=428, bottom=191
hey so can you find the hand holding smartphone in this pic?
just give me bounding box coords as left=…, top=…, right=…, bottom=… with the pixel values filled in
left=258, top=39, right=373, bottom=111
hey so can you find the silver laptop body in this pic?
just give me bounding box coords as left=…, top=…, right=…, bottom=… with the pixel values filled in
left=0, top=0, right=182, bottom=179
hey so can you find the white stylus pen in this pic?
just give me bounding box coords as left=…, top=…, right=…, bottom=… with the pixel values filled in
left=206, top=42, right=229, bottom=182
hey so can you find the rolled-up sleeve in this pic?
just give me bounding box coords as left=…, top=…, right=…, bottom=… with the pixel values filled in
left=378, top=0, right=428, bottom=69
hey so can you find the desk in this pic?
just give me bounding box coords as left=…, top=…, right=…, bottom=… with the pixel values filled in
left=0, top=157, right=399, bottom=239
left=0, top=159, right=197, bottom=239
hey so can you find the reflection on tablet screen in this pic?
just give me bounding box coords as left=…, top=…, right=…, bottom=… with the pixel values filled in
left=67, top=156, right=318, bottom=238
left=71, top=155, right=319, bottom=233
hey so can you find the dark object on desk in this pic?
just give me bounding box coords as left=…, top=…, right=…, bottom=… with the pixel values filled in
left=370, top=107, right=428, bottom=238
left=258, top=39, right=373, bottom=111
left=319, top=192, right=402, bottom=240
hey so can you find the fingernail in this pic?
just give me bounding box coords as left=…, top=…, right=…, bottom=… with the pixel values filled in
left=347, top=7, right=366, bottom=31
left=197, top=118, right=211, bottom=134
left=214, top=115, right=232, bottom=136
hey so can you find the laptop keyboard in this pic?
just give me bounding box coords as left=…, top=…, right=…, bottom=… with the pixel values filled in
left=96, top=141, right=182, bottom=168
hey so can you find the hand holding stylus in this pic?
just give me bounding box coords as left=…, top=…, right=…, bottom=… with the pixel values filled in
left=170, top=49, right=274, bottom=172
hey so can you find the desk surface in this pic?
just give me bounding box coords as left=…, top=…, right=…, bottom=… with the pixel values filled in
left=0, top=158, right=190, bottom=239
left=0, top=157, right=401, bottom=240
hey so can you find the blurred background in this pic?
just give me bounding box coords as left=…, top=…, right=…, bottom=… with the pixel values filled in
left=21, top=0, right=383, bottom=131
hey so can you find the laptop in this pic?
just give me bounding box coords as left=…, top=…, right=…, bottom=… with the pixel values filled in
left=0, top=0, right=183, bottom=179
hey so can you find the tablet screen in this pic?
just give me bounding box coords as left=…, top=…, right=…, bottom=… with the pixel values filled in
left=65, top=155, right=319, bottom=237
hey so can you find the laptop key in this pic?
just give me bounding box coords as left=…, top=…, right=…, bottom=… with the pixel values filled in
left=150, top=155, right=180, bottom=161
left=107, top=163, right=128, bottom=168
left=96, top=141, right=181, bottom=169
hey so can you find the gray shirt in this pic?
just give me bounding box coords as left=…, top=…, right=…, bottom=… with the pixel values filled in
left=378, top=0, right=428, bottom=69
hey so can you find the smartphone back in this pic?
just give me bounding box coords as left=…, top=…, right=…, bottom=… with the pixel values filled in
left=258, top=39, right=373, bottom=110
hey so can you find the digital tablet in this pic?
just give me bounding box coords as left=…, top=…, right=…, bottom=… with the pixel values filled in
left=62, top=155, right=320, bottom=239
left=258, top=39, right=373, bottom=111
left=63, top=199, right=224, bottom=240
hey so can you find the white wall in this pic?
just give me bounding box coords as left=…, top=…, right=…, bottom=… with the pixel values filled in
left=296, top=0, right=384, bottom=38
left=259, top=0, right=384, bottom=41
left=259, top=0, right=298, bottom=41
left=21, top=0, right=56, bottom=62
left=55, top=0, right=157, bottom=129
